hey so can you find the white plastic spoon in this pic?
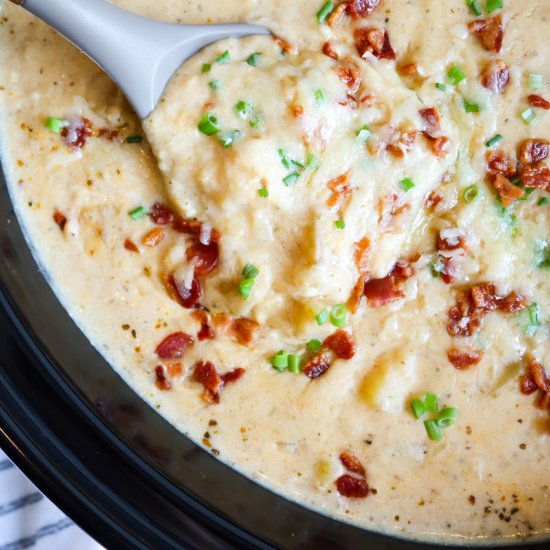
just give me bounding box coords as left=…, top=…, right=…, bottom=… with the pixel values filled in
left=8, top=0, right=270, bottom=119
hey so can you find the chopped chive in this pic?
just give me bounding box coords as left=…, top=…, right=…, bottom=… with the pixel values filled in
left=520, top=107, right=539, bottom=126
left=271, top=350, right=289, bottom=372
left=235, top=100, right=253, bottom=118
left=528, top=73, right=544, bottom=91
left=126, top=135, right=143, bottom=144
left=242, top=263, right=260, bottom=279
left=538, top=197, right=549, bottom=206
left=436, top=407, right=458, bottom=428
left=316, top=308, right=329, bottom=326
left=424, top=419, right=443, bottom=441
left=306, top=152, right=320, bottom=169
left=216, top=50, right=230, bottom=64
left=198, top=113, right=220, bottom=136
left=525, top=303, right=541, bottom=337
left=278, top=148, right=292, bottom=169
left=128, top=206, right=148, bottom=220
left=314, top=89, right=326, bottom=105
left=423, top=392, right=439, bottom=414
left=288, top=354, right=303, bottom=374
left=208, top=80, right=220, bottom=91
left=400, top=177, right=415, bottom=192
left=463, top=99, right=481, bottom=113
left=411, top=398, right=428, bottom=420
left=239, top=277, right=255, bottom=300
left=201, top=63, right=211, bottom=73
left=435, top=82, right=447, bottom=91
left=335, top=219, right=345, bottom=229
left=330, top=304, right=347, bottom=328
left=292, top=159, right=305, bottom=169
left=466, top=0, right=482, bottom=16
left=447, top=65, right=466, bottom=85
left=246, top=52, right=261, bottom=67
left=249, top=112, right=263, bottom=128
left=463, top=184, right=480, bottom=203
left=307, top=339, right=322, bottom=351
left=316, top=0, right=334, bottom=24
left=219, top=129, right=241, bottom=148
left=486, top=134, right=503, bottom=148
left=44, top=116, right=66, bottom=134
left=486, top=0, right=503, bottom=13
left=283, top=172, right=300, bottom=186
left=258, top=188, right=269, bottom=198
left=356, top=125, right=371, bottom=142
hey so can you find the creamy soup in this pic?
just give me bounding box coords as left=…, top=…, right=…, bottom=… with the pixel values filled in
left=1, top=0, right=550, bottom=544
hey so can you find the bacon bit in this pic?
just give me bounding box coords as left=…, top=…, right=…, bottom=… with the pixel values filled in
left=327, top=171, right=352, bottom=207
left=347, top=272, right=367, bottom=314
left=346, top=0, right=381, bottom=17
left=142, top=227, right=165, bottom=247
left=290, top=104, right=304, bottom=118
left=387, top=131, right=417, bottom=159
left=168, top=363, right=183, bottom=378
left=193, top=361, right=245, bottom=404
left=191, top=310, right=215, bottom=341
left=149, top=203, right=175, bottom=225
left=471, top=282, right=499, bottom=311
left=186, top=242, right=219, bottom=276
left=322, top=41, right=339, bottom=60
left=498, top=291, right=526, bottom=313
left=211, top=312, right=231, bottom=331
left=335, top=474, right=369, bottom=498
left=486, top=150, right=517, bottom=178
left=425, top=135, right=451, bottom=158
left=230, top=317, right=260, bottom=346
left=155, top=332, right=194, bottom=360
left=440, top=256, right=458, bottom=285
left=61, top=116, right=93, bottom=150
left=154, top=365, right=171, bottom=391
left=519, top=139, right=550, bottom=165
left=527, top=353, right=549, bottom=392
left=398, top=63, right=422, bottom=76
left=339, top=451, right=366, bottom=476
left=521, top=162, right=550, bottom=190
left=165, top=273, right=203, bottom=309
left=355, top=27, right=396, bottom=61
left=124, top=238, right=139, bottom=253
left=448, top=291, right=486, bottom=337
left=480, top=60, right=510, bottom=93
left=97, top=127, right=120, bottom=140
left=221, top=367, right=246, bottom=384
left=354, top=236, right=371, bottom=273
left=337, top=66, right=361, bottom=94
left=359, top=94, right=375, bottom=108
left=448, top=348, right=484, bottom=370
left=491, top=174, right=524, bottom=207
left=323, top=330, right=356, bottom=360
left=539, top=392, right=550, bottom=410
left=425, top=191, right=443, bottom=212
left=520, top=374, right=538, bottom=395
left=364, top=276, right=403, bottom=307
left=172, top=216, right=222, bottom=243
left=303, top=353, right=331, bottom=380
left=53, top=210, right=67, bottom=230
left=438, top=228, right=467, bottom=253
left=468, top=15, right=504, bottom=53
left=419, top=107, right=440, bottom=136
left=528, top=94, right=550, bottom=110
left=389, top=260, right=414, bottom=279
left=274, top=36, right=296, bottom=55
left=327, top=3, right=348, bottom=26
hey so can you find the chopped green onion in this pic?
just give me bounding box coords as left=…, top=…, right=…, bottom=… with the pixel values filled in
left=128, top=206, right=148, bottom=220
left=314, top=89, right=326, bottom=105
left=316, top=308, right=329, bottom=326
left=242, top=263, right=260, bottom=279
left=486, top=0, right=503, bottom=13
left=463, top=99, right=481, bottom=113
left=436, top=407, right=458, bottom=428
left=249, top=112, right=263, bottom=128
left=411, top=398, right=428, bottom=420
left=528, top=73, right=544, bottom=91
left=400, top=177, right=415, bottom=192
left=538, top=197, right=549, bottom=206
left=307, top=339, right=322, bottom=351
left=334, top=219, right=345, bottom=229
left=316, top=0, right=334, bottom=24
left=288, top=354, right=303, bottom=374
left=292, top=159, right=305, bottom=169
left=424, top=419, right=443, bottom=441
left=126, top=135, right=143, bottom=144
left=435, top=82, right=447, bottom=91
left=216, top=50, right=230, bottom=64
left=246, top=52, right=261, bottom=67
left=219, top=129, right=241, bottom=148
left=466, top=0, right=482, bottom=16
left=486, top=134, right=503, bottom=148
left=463, top=184, right=480, bottom=203
left=330, top=304, right=347, bottom=328
left=235, top=100, right=253, bottom=118
left=239, top=277, right=255, bottom=300
left=447, top=65, right=466, bottom=85
left=520, top=107, right=539, bottom=126
left=356, top=125, right=371, bottom=142
left=44, top=116, right=66, bottom=134
left=283, top=172, right=300, bottom=187
left=525, top=303, right=541, bottom=336
left=258, top=188, right=269, bottom=198
left=271, top=350, right=289, bottom=372
left=306, top=152, right=320, bottom=170
left=208, top=80, right=220, bottom=91
left=423, top=392, right=439, bottom=414
left=201, top=63, right=211, bottom=73
left=278, top=148, right=292, bottom=169
left=198, top=113, right=220, bottom=136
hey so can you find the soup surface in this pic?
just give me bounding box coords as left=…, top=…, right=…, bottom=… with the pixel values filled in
left=1, top=0, right=550, bottom=544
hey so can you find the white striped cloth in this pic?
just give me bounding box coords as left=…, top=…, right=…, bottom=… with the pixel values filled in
left=0, top=450, right=102, bottom=550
